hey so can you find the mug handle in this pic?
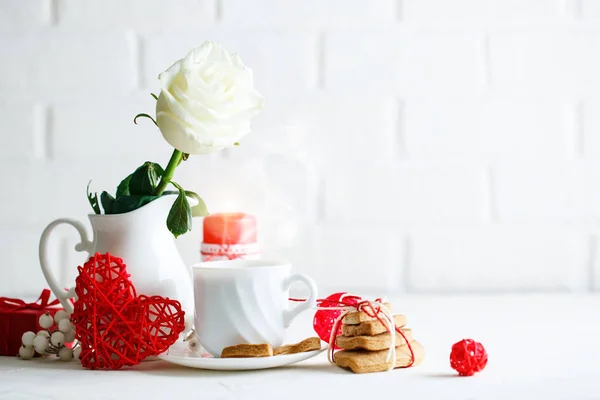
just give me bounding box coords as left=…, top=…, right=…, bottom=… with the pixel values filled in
left=282, top=273, right=318, bottom=328
left=39, top=218, right=93, bottom=314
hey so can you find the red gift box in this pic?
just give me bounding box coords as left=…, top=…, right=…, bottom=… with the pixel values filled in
left=0, top=289, right=61, bottom=356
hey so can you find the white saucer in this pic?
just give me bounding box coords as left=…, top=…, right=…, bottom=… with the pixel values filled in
left=158, top=342, right=327, bottom=371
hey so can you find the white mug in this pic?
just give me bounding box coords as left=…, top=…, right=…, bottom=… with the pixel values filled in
left=192, top=259, right=318, bottom=357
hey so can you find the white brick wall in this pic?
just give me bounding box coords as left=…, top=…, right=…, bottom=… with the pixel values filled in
left=0, top=103, right=37, bottom=160
left=0, top=32, right=134, bottom=100
left=403, top=0, right=563, bottom=25
left=404, top=97, right=572, bottom=160
left=221, top=0, right=398, bottom=29
left=1, top=0, right=599, bottom=297
left=408, top=226, right=589, bottom=292
left=55, top=0, right=216, bottom=30
left=51, top=94, right=170, bottom=162
left=324, top=163, right=487, bottom=224
left=0, top=0, right=47, bottom=31
left=325, top=29, right=484, bottom=95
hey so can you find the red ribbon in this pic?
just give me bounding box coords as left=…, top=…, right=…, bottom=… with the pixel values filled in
left=203, top=244, right=245, bottom=262
left=0, top=289, right=60, bottom=312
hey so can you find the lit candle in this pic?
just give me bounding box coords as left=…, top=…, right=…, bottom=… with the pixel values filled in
left=201, top=213, right=259, bottom=261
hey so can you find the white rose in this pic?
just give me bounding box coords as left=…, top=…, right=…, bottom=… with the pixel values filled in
left=156, top=41, right=265, bottom=155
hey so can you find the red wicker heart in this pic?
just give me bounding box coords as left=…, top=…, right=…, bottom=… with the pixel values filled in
left=71, top=253, right=185, bottom=370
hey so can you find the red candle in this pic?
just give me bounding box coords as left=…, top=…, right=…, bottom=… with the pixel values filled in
left=201, top=213, right=259, bottom=261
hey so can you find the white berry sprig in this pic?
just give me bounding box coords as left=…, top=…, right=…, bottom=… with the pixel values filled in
left=19, top=310, right=80, bottom=361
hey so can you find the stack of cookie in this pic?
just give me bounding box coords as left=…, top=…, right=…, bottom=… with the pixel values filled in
left=334, top=303, right=425, bottom=374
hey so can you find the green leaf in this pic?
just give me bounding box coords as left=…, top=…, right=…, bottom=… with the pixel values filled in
left=100, top=191, right=115, bottom=214
left=116, top=173, right=133, bottom=197
left=133, top=113, right=157, bottom=126
left=233, top=142, right=240, bottom=146
left=166, top=182, right=192, bottom=238
left=86, top=181, right=101, bottom=214
left=129, top=162, right=164, bottom=196
left=111, top=194, right=159, bottom=214
left=150, top=93, right=158, bottom=101
left=185, top=190, right=209, bottom=217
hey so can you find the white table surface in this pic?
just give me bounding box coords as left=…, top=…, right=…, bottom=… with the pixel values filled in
left=1, top=294, right=599, bottom=400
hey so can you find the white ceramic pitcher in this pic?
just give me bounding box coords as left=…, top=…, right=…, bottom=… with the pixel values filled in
left=38, top=194, right=194, bottom=316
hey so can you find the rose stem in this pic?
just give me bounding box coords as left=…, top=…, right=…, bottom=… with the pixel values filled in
left=154, top=149, right=183, bottom=196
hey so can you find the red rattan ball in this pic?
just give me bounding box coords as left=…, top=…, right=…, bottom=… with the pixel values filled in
left=313, top=292, right=360, bottom=346
left=450, top=339, right=488, bottom=376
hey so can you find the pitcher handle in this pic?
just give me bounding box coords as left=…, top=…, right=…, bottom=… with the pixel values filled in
left=39, top=218, right=93, bottom=314
left=282, top=273, right=318, bottom=328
